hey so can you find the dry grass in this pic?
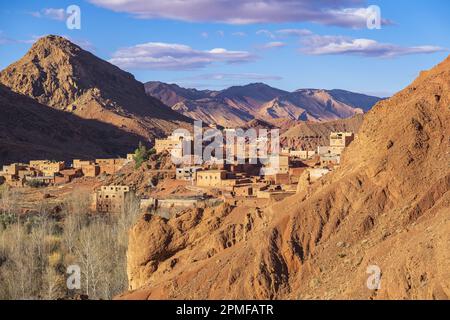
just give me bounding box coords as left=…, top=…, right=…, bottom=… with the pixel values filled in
left=0, top=186, right=140, bottom=300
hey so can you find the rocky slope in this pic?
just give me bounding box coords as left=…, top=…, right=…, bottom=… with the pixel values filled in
left=104, top=151, right=176, bottom=195
left=120, top=56, right=450, bottom=300
left=0, top=35, right=192, bottom=143
left=0, top=84, right=142, bottom=165
left=145, top=81, right=381, bottom=127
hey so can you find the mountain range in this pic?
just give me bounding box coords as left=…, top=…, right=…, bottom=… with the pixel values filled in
left=145, top=81, right=383, bottom=127
left=0, top=35, right=383, bottom=164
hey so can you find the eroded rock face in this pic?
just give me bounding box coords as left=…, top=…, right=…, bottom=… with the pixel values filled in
left=125, top=204, right=269, bottom=295
left=120, top=56, right=450, bottom=300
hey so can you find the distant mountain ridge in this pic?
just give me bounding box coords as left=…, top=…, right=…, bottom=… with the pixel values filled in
left=145, top=81, right=383, bottom=127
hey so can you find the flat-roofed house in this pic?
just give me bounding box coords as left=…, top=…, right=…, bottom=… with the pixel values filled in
left=95, top=158, right=127, bottom=175
left=330, top=132, right=354, bottom=148
left=196, top=170, right=228, bottom=187
left=55, top=168, right=83, bottom=185
left=329, top=132, right=355, bottom=155
left=29, top=160, right=65, bottom=176
left=73, top=159, right=100, bottom=177
left=94, top=185, right=136, bottom=214
left=73, top=159, right=93, bottom=169
left=0, top=163, right=28, bottom=180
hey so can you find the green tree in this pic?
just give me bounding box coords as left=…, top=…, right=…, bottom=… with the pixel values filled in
left=133, top=142, right=156, bottom=169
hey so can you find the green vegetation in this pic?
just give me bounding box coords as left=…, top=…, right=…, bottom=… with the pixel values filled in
left=133, top=142, right=156, bottom=169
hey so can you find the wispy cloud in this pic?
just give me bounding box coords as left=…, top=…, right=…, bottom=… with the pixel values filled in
left=109, top=42, right=257, bottom=70
left=89, top=0, right=387, bottom=27
left=256, top=29, right=275, bottom=39
left=0, top=31, right=13, bottom=45
left=30, top=8, right=66, bottom=21
left=276, top=29, right=313, bottom=37
left=262, top=41, right=286, bottom=49
left=0, top=32, right=46, bottom=45
left=300, top=34, right=445, bottom=58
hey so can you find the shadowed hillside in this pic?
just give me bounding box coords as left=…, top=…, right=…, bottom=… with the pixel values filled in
left=0, top=84, right=144, bottom=165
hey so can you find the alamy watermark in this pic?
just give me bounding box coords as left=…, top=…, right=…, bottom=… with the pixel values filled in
left=168, top=121, right=281, bottom=172
left=366, top=265, right=382, bottom=290
left=66, top=5, right=81, bottom=30
left=366, top=5, right=382, bottom=30
left=66, top=264, right=81, bottom=290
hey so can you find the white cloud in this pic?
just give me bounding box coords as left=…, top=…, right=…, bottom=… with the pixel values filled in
left=276, top=29, right=313, bottom=37
left=201, top=32, right=209, bottom=38
left=31, top=8, right=66, bottom=21
left=300, top=34, right=445, bottom=58
left=256, top=29, right=275, bottom=39
left=217, top=30, right=225, bottom=37
left=262, top=41, right=286, bottom=49
left=89, top=0, right=384, bottom=27
left=109, top=42, right=257, bottom=70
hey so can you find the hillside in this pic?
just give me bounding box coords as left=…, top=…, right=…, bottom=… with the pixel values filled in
left=120, top=55, right=450, bottom=300
left=145, top=81, right=381, bottom=127
left=0, top=84, right=142, bottom=165
left=0, top=35, right=192, bottom=143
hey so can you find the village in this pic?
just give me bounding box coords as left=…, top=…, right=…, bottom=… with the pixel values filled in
left=0, top=131, right=355, bottom=217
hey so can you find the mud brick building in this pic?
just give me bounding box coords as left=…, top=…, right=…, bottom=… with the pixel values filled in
left=55, top=168, right=83, bottom=185
left=94, top=185, right=136, bottom=214
left=329, top=132, right=355, bottom=155
left=196, top=170, right=228, bottom=187
left=29, top=160, right=65, bottom=176
left=95, top=158, right=127, bottom=175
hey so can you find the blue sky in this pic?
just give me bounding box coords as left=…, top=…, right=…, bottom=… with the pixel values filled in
left=0, top=0, right=449, bottom=97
